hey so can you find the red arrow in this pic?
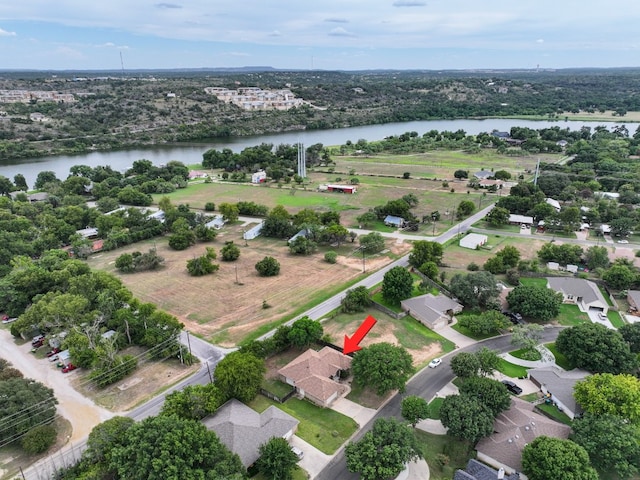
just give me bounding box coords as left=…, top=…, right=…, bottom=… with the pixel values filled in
left=343, top=315, right=377, bottom=355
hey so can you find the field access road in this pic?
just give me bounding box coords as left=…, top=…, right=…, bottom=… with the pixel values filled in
left=315, top=327, right=564, bottom=480
left=258, top=203, right=495, bottom=337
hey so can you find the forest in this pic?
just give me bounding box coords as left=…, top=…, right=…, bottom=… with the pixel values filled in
left=2, top=68, right=640, bottom=159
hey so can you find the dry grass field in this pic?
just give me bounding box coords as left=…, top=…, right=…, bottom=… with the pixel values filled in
left=88, top=222, right=411, bottom=347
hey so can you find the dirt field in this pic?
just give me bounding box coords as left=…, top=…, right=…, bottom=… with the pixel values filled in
left=88, top=225, right=410, bottom=347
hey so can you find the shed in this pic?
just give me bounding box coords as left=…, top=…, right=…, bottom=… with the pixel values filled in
left=566, top=264, right=578, bottom=274
left=508, top=214, right=533, bottom=225
left=326, top=184, right=357, bottom=194
left=57, top=349, right=71, bottom=366
left=251, top=170, right=267, bottom=184
left=384, top=215, right=405, bottom=228
left=459, top=233, right=488, bottom=250
left=243, top=222, right=264, bottom=240
left=205, top=215, right=226, bottom=230
left=547, top=262, right=560, bottom=271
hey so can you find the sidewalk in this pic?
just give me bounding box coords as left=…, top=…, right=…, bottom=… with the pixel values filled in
left=437, top=319, right=477, bottom=349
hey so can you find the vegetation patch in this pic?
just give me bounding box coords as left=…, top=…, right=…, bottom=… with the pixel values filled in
left=555, top=304, right=590, bottom=326
left=414, top=430, right=474, bottom=480
left=536, top=403, right=573, bottom=426
left=545, top=342, right=575, bottom=371
left=451, top=318, right=497, bottom=341
left=345, top=382, right=389, bottom=409
left=510, top=347, right=542, bottom=361
left=496, top=358, right=529, bottom=378
left=426, top=397, right=444, bottom=419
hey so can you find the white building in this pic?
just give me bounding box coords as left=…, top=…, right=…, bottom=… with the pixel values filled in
left=459, top=233, right=488, bottom=250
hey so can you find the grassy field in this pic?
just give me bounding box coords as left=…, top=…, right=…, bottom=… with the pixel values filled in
left=555, top=304, right=589, bottom=326
left=496, top=358, right=529, bottom=378
left=608, top=310, right=626, bottom=328
left=248, top=395, right=357, bottom=455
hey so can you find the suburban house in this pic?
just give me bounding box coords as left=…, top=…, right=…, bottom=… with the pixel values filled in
left=384, top=215, right=405, bottom=228
left=628, top=290, right=640, bottom=311
left=478, top=179, right=504, bottom=190
left=205, top=215, right=226, bottom=230
left=400, top=293, right=463, bottom=330
left=546, top=277, right=609, bottom=314
left=202, top=399, right=299, bottom=469
left=545, top=198, right=561, bottom=212
left=278, top=347, right=352, bottom=408
left=508, top=214, right=533, bottom=226
left=475, top=397, right=571, bottom=475
left=251, top=170, right=267, bottom=183
left=474, top=170, right=494, bottom=180
left=528, top=366, right=589, bottom=420
left=459, top=233, right=488, bottom=250
left=454, top=459, right=520, bottom=480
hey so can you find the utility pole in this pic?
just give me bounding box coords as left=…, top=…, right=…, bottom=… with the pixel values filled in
left=186, top=330, right=192, bottom=357
left=206, top=362, right=213, bottom=383
left=362, top=247, right=366, bottom=273
left=533, top=158, right=541, bottom=186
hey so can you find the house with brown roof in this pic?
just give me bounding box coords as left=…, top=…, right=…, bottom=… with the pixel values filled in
left=475, top=397, right=571, bottom=476
left=278, top=346, right=352, bottom=407
left=202, top=399, right=299, bottom=469
left=401, top=293, right=463, bottom=330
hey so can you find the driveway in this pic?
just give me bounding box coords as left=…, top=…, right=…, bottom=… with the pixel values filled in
left=331, top=397, right=377, bottom=427
left=0, top=330, right=114, bottom=442
left=436, top=319, right=477, bottom=349
left=289, top=435, right=331, bottom=479
left=587, top=309, right=615, bottom=329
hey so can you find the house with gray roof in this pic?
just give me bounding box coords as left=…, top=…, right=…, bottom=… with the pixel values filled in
left=474, top=170, right=494, bottom=180
left=202, top=399, right=299, bottom=469
left=278, top=347, right=351, bottom=407
left=528, top=366, right=589, bottom=420
left=205, top=214, right=225, bottom=230
left=383, top=215, right=405, bottom=228
left=627, top=290, right=640, bottom=311
left=476, top=397, right=571, bottom=475
left=454, top=459, right=519, bottom=480
left=401, top=293, right=462, bottom=330
left=546, top=277, right=608, bottom=314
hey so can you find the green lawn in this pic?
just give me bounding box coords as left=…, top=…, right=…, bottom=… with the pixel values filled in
left=370, top=290, right=403, bottom=312
left=426, top=397, right=444, bottom=420
left=555, top=304, right=589, bottom=326
left=496, top=358, right=529, bottom=378
left=510, top=347, right=542, bottom=361
left=545, top=342, right=575, bottom=371
left=414, top=430, right=474, bottom=480
left=252, top=466, right=309, bottom=480
left=399, top=316, right=456, bottom=354
left=261, top=378, right=294, bottom=398
left=519, top=277, right=548, bottom=288
left=536, top=403, right=573, bottom=426
left=608, top=310, right=625, bottom=328
left=472, top=221, right=523, bottom=233
left=248, top=396, right=357, bottom=455
left=598, top=285, right=614, bottom=306
left=451, top=313, right=501, bottom=341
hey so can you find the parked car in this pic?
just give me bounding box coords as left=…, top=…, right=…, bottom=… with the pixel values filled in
left=62, top=363, right=77, bottom=373
left=46, top=348, right=60, bottom=357
left=618, top=239, right=629, bottom=244
left=1, top=316, right=17, bottom=324
left=428, top=358, right=442, bottom=368
left=291, top=446, right=304, bottom=459
left=502, top=380, right=523, bottom=395
left=31, top=334, right=45, bottom=345
left=598, top=312, right=608, bottom=321
left=503, top=311, right=525, bottom=325
left=31, top=338, right=45, bottom=350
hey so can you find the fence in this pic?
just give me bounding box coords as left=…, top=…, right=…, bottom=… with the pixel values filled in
left=259, top=387, right=296, bottom=404
left=369, top=300, right=408, bottom=320
left=411, top=268, right=455, bottom=299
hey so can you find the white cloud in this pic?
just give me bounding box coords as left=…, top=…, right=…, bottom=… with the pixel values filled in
left=325, top=18, right=349, bottom=23
left=155, top=3, right=182, bottom=8
left=268, top=30, right=282, bottom=37
left=328, top=27, right=356, bottom=37
left=392, top=0, right=426, bottom=6
left=536, top=38, right=544, bottom=43
left=0, top=28, right=16, bottom=36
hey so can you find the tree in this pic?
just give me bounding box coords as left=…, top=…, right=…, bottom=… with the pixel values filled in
left=584, top=245, right=610, bottom=270
left=493, top=170, right=511, bottom=180
left=356, top=212, right=378, bottom=228
left=450, top=352, right=482, bottom=379
left=603, top=263, right=636, bottom=290
left=359, top=231, right=385, bottom=254
left=484, top=206, right=509, bottom=227
left=256, top=256, right=280, bottom=276
left=341, top=286, right=372, bottom=313
left=13, top=173, right=28, bottom=191
left=34, top=170, right=59, bottom=190
left=352, top=342, right=415, bottom=395
left=194, top=223, right=217, bottom=241
left=345, top=418, right=421, bottom=480
left=287, top=316, right=323, bottom=349
left=84, top=416, right=135, bottom=464
left=458, top=377, right=511, bottom=416
left=456, top=200, right=475, bottom=219
left=288, top=235, right=317, bottom=255
left=454, top=169, right=468, bottom=179
left=510, top=323, right=545, bottom=354
left=611, top=217, right=635, bottom=238
left=381, top=266, right=413, bottom=304
left=218, top=202, right=239, bottom=223
left=620, top=322, right=640, bottom=353
left=483, top=256, right=506, bottom=274
left=522, top=436, right=598, bottom=480
left=20, top=424, right=57, bottom=454
left=401, top=395, right=430, bottom=427
left=257, top=437, right=299, bottom=480
left=440, top=394, right=495, bottom=444
left=418, top=261, right=438, bottom=280
left=108, top=415, right=245, bottom=480
left=449, top=271, right=499, bottom=309
left=220, top=241, right=241, bottom=261
left=408, top=241, right=443, bottom=268
left=506, top=285, right=562, bottom=321
left=186, top=253, right=219, bottom=276
left=495, top=245, right=520, bottom=268
left=475, top=347, right=501, bottom=377
left=168, top=230, right=196, bottom=250
left=0, top=378, right=57, bottom=445
left=574, top=373, right=640, bottom=423
left=457, top=310, right=511, bottom=336
left=572, top=413, right=640, bottom=479
left=214, top=351, right=266, bottom=403
left=556, top=323, right=638, bottom=374
left=161, top=384, right=224, bottom=420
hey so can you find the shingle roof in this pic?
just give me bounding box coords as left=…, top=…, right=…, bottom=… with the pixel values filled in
left=454, top=459, right=520, bottom=480
left=528, top=367, right=588, bottom=416
left=401, top=293, right=462, bottom=326
left=277, top=347, right=351, bottom=403
left=476, top=398, right=571, bottom=472
left=202, top=399, right=299, bottom=468
left=628, top=290, right=640, bottom=308
left=546, top=277, right=607, bottom=306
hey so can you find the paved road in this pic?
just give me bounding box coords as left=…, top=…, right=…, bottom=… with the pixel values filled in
left=316, top=327, right=563, bottom=480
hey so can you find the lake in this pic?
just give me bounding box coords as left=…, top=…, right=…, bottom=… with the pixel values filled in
left=1, top=118, right=636, bottom=187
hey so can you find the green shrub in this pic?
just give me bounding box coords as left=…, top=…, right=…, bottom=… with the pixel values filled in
left=204, top=202, right=215, bottom=211
left=21, top=424, right=56, bottom=454
left=467, top=262, right=479, bottom=271
left=324, top=251, right=338, bottom=264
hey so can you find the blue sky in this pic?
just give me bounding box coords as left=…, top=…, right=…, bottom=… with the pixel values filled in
left=1, top=1, right=639, bottom=71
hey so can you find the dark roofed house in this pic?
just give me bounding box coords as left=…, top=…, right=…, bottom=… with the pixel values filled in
left=454, top=459, right=519, bottom=480
left=476, top=397, right=571, bottom=475
left=528, top=366, right=588, bottom=420
left=474, top=170, right=494, bottom=180
left=278, top=346, right=352, bottom=407
left=203, top=399, right=299, bottom=469
left=401, top=293, right=462, bottom=330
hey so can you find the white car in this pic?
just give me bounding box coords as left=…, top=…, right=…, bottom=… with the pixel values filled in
left=428, top=358, right=442, bottom=368
left=291, top=446, right=304, bottom=459
left=618, top=240, right=629, bottom=244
